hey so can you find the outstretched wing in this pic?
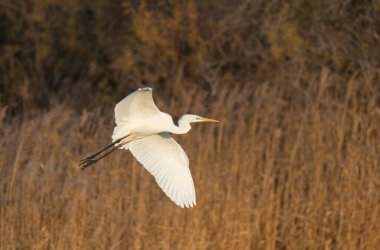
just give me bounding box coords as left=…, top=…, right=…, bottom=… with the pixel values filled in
left=128, top=132, right=196, bottom=208
left=114, top=87, right=161, bottom=125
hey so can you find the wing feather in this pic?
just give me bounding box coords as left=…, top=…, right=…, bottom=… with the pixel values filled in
left=114, top=87, right=161, bottom=125
left=128, top=132, right=196, bottom=208
left=112, top=87, right=161, bottom=142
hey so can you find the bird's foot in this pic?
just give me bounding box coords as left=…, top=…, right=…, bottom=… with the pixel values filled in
left=80, top=159, right=98, bottom=170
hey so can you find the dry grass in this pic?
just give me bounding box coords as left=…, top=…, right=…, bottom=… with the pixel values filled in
left=1, top=72, right=380, bottom=249
left=1, top=1, right=380, bottom=249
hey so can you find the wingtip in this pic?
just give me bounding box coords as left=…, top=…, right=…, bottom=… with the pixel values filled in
left=178, top=199, right=196, bottom=208
left=138, top=87, right=153, bottom=92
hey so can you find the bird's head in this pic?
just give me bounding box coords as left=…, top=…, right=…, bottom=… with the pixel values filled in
left=180, top=114, right=220, bottom=124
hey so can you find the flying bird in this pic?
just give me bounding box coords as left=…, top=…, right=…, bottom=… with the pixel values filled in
left=80, top=87, right=219, bottom=208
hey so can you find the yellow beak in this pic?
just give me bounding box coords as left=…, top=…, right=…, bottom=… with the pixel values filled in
left=199, top=117, right=220, bottom=122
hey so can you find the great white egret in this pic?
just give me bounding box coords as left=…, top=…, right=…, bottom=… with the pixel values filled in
left=80, top=87, right=219, bottom=208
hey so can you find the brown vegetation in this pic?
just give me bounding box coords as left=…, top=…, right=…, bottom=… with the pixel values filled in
left=1, top=0, right=380, bottom=249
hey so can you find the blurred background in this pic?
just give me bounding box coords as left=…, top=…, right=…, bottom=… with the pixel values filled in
left=1, top=0, right=380, bottom=249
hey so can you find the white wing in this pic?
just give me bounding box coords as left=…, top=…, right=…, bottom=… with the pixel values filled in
left=128, top=133, right=196, bottom=208
left=114, top=87, right=161, bottom=125
left=112, top=87, right=161, bottom=142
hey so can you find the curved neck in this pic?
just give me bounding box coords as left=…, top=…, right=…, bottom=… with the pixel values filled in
left=170, top=115, right=192, bottom=134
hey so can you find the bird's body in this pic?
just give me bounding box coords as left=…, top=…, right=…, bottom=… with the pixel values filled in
left=80, top=87, right=219, bottom=208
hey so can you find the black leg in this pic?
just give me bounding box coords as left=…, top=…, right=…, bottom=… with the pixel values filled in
left=80, top=135, right=129, bottom=163
left=80, top=143, right=126, bottom=170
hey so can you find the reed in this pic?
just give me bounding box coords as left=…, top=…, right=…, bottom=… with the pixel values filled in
left=1, top=74, right=379, bottom=249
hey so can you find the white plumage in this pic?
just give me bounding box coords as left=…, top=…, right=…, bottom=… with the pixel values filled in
left=128, top=132, right=195, bottom=208
left=81, top=87, right=219, bottom=208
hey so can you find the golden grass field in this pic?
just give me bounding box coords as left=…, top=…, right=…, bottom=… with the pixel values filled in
left=1, top=1, right=380, bottom=249
left=1, top=74, right=380, bottom=249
